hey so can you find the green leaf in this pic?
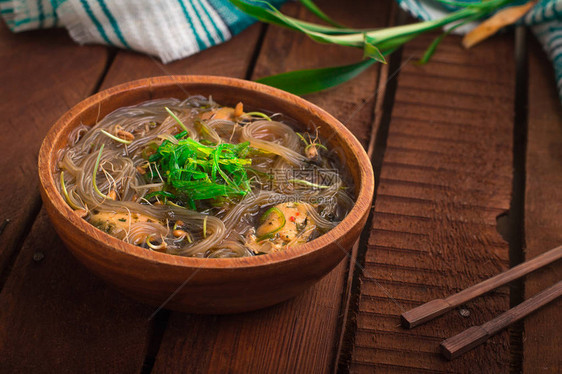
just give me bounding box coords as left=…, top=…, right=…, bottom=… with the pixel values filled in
left=417, top=31, right=448, bottom=65
left=359, top=2, right=498, bottom=46
left=229, top=0, right=366, bottom=35
left=293, top=20, right=368, bottom=35
left=299, top=0, right=344, bottom=28
left=433, top=0, right=510, bottom=10
left=256, top=59, right=376, bottom=95
left=232, top=0, right=513, bottom=95
left=371, top=33, right=417, bottom=52
left=417, top=13, right=483, bottom=65
left=363, top=35, right=386, bottom=63
left=229, top=0, right=362, bottom=47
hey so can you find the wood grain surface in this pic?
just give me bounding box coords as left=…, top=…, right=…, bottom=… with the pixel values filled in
left=441, top=280, right=562, bottom=360
left=0, top=23, right=108, bottom=277
left=0, top=210, right=154, bottom=373
left=523, top=37, right=562, bottom=373
left=348, top=32, right=515, bottom=373
left=1, top=0, right=561, bottom=371
left=401, top=246, right=562, bottom=328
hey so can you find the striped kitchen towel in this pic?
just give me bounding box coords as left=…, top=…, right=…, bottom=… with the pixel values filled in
left=0, top=0, right=284, bottom=63
left=398, top=0, right=562, bottom=102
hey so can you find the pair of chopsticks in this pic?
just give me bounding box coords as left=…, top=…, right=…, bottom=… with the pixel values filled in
left=400, top=245, right=562, bottom=360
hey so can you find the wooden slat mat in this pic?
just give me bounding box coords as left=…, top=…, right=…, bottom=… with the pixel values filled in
left=348, top=33, right=516, bottom=373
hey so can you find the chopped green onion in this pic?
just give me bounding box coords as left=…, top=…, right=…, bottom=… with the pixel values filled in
left=297, top=132, right=327, bottom=152
left=175, top=131, right=188, bottom=139
left=93, top=144, right=108, bottom=199
left=306, top=143, right=327, bottom=151
left=165, top=107, right=190, bottom=134
left=203, top=216, right=208, bottom=238
left=242, top=112, right=272, bottom=121
left=288, top=179, right=330, bottom=189
left=60, top=171, right=81, bottom=210
left=166, top=200, right=184, bottom=208
left=100, top=129, right=132, bottom=144
left=149, top=137, right=255, bottom=206
left=146, top=234, right=167, bottom=251
left=145, top=190, right=177, bottom=200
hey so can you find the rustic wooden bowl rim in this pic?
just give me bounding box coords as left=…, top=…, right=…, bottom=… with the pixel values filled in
left=38, top=75, right=374, bottom=270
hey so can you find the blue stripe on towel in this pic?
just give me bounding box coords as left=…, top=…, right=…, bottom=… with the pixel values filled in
left=38, top=0, right=45, bottom=28
left=79, top=0, right=113, bottom=45
left=191, top=0, right=217, bottom=45
left=12, top=17, right=40, bottom=27
left=98, top=0, right=130, bottom=48
left=198, top=0, right=225, bottom=42
left=177, top=0, right=206, bottom=50
left=49, top=0, right=58, bottom=24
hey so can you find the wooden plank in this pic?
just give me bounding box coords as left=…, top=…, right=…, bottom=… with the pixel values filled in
left=348, top=32, right=515, bottom=372
left=0, top=24, right=152, bottom=373
left=151, top=1, right=391, bottom=373
left=0, top=210, right=154, bottom=372
left=0, top=23, right=109, bottom=277
left=522, top=37, right=562, bottom=373
left=0, top=22, right=263, bottom=373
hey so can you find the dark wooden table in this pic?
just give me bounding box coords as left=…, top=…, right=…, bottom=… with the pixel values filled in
left=1, top=1, right=560, bottom=372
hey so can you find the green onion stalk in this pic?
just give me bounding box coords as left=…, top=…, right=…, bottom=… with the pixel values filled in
left=230, top=0, right=518, bottom=95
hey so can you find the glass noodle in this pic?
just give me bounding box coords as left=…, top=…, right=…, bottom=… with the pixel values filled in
left=56, top=96, right=354, bottom=258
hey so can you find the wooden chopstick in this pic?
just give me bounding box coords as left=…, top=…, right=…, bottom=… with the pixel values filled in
left=401, top=245, right=562, bottom=328
left=440, top=280, right=562, bottom=360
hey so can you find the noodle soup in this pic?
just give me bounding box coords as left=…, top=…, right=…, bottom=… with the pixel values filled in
left=56, top=96, right=354, bottom=258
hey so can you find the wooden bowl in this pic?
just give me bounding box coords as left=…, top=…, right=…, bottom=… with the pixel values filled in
left=38, top=76, right=374, bottom=314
